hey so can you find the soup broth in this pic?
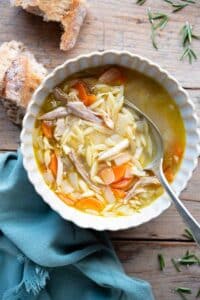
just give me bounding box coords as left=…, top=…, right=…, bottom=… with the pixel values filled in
left=33, top=66, right=185, bottom=217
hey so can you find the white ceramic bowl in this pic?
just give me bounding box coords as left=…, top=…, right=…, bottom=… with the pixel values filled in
left=21, top=51, right=200, bottom=231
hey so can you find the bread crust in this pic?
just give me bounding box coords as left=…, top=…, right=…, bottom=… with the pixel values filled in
left=0, top=41, right=25, bottom=95
left=0, top=41, right=47, bottom=125
left=61, top=0, right=87, bottom=51
left=10, top=0, right=87, bottom=51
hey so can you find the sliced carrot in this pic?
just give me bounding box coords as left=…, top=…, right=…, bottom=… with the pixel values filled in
left=73, top=81, right=96, bottom=106
left=75, top=197, right=104, bottom=212
left=41, top=122, right=53, bottom=139
left=164, top=168, right=174, bottom=183
left=112, top=188, right=126, bottom=198
left=111, top=178, right=133, bottom=191
left=99, top=67, right=126, bottom=85
left=48, top=152, right=58, bottom=178
left=57, top=193, right=75, bottom=206
left=86, top=94, right=96, bottom=106
left=112, top=163, right=129, bottom=182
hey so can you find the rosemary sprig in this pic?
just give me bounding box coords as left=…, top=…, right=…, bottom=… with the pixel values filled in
left=172, top=3, right=188, bottom=13
left=196, top=288, right=200, bottom=298
left=170, top=250, right=200, bottom=274
left=180, top=22, right=199, bottom=63
left=175, top=287, right=192, bottom=300
left=163, top=0, right=188, bottom=12
left=183, top=228, right=195, bottom=241
left=181, top=22, right=199, bottom=46
left=136, top=0, right=147, bottom=5
left=158, top=253, right=165, bottom=270
left=147, top=9, right=169, bottom=49
left=178, top=250, right=200, bottom=265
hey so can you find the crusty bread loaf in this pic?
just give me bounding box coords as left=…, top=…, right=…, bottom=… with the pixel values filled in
left=10, top=0, right=87, bottom=51
left=0, top=41, right=47, bottom=125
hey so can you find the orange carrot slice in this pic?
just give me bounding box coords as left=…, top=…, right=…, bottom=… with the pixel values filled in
left=75, top=197, right=104, bottom=212
left=41, top=122, right=53, bottom=139
left=49, top=152, right=58, bottom=178
left=112, top=189, right=126, bottom=198
left=111, top=178, right=133, bottom=191
left=57, top=193, right=75, bottom=206
left=58, top=193, right=75, bottom=205
left=99, top=67, right=126, bottom=85
left=112, top=163, right=129, bottom=182
left=86, top=94, right=96, bottom=106
left=73, top=81, right=96, bottom=106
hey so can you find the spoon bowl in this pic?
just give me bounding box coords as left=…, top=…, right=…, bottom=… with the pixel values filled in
left=125, top=99, right=200, bottom=247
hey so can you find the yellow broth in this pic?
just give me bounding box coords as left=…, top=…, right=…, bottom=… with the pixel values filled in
left=33, top=66, right=185, bottom=216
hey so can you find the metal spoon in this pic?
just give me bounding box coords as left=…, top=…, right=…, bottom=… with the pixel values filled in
left=125, top=99, right=200, bottom=246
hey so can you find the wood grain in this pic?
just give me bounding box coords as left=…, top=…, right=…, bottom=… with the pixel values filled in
left=0, top=1, right=200, bottom=87
left=0, top=1, right=200, bottom=299
left=114, top=241, right=200, bottom=300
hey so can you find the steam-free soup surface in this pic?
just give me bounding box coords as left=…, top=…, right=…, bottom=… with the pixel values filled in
left=33, top=66, right=185, bottom=217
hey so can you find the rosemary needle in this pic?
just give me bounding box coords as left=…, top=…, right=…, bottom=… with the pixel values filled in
left=158, top=253, right=165, bottom=271
left=136, top=0, right=147, bottom=5
left=183, top=228, right=195, bottom=241
left=175, top=287, right=192, bottom=300
left=163, top=0, right=187, bottom=11
left=172, top=3, right=188, bottom=13
left=181, top=0, right=196, bottom=3
left=196, top=288, right=200, bottom=298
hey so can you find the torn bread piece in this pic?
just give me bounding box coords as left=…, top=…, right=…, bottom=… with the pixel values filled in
left=0, top=41, right=47, bottom=125
left=0, top=41, right=25, bottom=94
left=10, top=0, right=87, bottom=51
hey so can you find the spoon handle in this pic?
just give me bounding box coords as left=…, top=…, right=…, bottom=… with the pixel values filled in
left=155, top=167, right=200, bottom=247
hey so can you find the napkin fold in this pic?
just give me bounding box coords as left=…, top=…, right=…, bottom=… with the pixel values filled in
left=0, top=151, right=154, bottom=300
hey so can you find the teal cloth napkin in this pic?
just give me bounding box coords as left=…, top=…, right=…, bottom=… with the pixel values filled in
left=0, top=151, right=154, bottom=300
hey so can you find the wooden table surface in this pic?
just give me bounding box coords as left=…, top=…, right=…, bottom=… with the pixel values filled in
left=0, top=1, right=200, bottom=299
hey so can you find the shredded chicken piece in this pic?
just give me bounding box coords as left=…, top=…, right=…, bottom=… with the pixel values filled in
left=99, top=111, right=114, bottom=129
left=39, top=107, right=69, bottom=120
left=67, top=101, right=103, bottom=124
left=53, top=87, right=70, bottom=104
left=68, top=150, right=100, bottom=193
left=98, top=139, right=130, bottom=161
left=124, top=176, right=160, bottom=203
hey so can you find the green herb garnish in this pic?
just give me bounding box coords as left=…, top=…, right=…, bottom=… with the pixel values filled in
left=178, top=250, right=200, bottom=265
left=147, top=9, right=169, bottom=49
left=183, top=228, right=195, bottom=241
left=136, top=0, right=147, bottom=5
left=163, top=0, right=188, bottom=12
left=158, top=253, right=165, bottom=270
left=181, top=0, right=195, bottom=3
left=175, top=287, right=192, bottom=300
left=172, top=3, right=188, bottom=13
left=180, top=22, right=199, bottom=63
left=196, top=289, right=200, bottom=298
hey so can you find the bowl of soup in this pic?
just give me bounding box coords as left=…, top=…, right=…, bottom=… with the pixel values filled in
left=21, top=51, right=199, bottom=230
